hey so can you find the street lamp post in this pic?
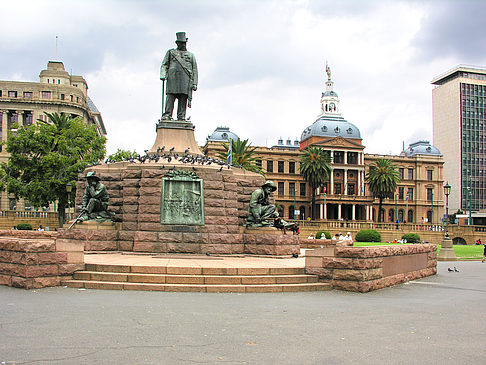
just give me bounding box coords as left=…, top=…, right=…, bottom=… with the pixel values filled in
left=66, top=183, right=72, bottom=221
left=438, top=181, right=456, bottom=261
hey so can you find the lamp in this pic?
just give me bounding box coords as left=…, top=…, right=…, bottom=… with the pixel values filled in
left=438, top=181, right=456, bottom=261
left=66, top=183, right=72, bottom=221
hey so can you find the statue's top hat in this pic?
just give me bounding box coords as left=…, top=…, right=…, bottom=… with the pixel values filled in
left=175, top=32, right=188, bottom=42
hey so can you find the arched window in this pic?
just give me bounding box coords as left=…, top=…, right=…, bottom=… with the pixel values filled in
left=407, top=210, right=414, bottom=223
left=289, top=206, right=295, bottom=219
left=427, top=210, right=432, bottom=223
left=299, top=205, right=306, bottom=219
left=398, top=209, right=404, bottom=222
left=388, top=209, right=395, bottom=222
left=277, top=205, right=284, bottom=218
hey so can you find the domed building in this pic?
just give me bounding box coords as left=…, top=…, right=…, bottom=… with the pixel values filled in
left=205, top=126, right=239, bottom=143
left=203, top=65, right=445, bottom=226
left=298, top=65, right=370, bottom=221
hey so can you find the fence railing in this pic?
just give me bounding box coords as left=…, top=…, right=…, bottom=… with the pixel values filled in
left=0, top=210, right=58, bottom=219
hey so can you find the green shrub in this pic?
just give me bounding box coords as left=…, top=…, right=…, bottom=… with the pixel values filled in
left=355, top=229, right=381, bottom=242
left=315, top=230, right=331, bottom=239
left=16, top=223, right=32, bottom=230
left=402, top=233, right=420, bottom=243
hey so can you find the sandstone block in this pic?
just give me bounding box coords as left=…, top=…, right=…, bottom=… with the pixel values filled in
left=166, top=242, right=200, bottom=253
left=123, top=205, right=139, bottom=214
left=139, top=222, right=161, bottom=231
left=138, top=213, right=160, bottom=223
left=24, top=265, right=59, bottom=278
left=123, top=170, right=142, bottom=179
left=157, top=232, right=183, bottom=243
left=123, top=187, right=140, bottom=196
left=142, top=169, right=164, bottom=179
left=33, top=276, right=60, bottom=288
left=138, top=195, right=161, bottom=206
left=133, top=242, right=157, bottom=252
left=11, top=276, right=33, bottom=289
left=118, top=240, right=134, bottom=251
left=123, top=222, right=138, bottom=231
left=204, top=180, right=224, bottom=190
left=134, top=231, right=157, bottom=242
left=0, top=274, right=11, bottom=285
left=123, top=178, right=141, bottom=187
left=56, top=239, right=84, bottom=252
left=205, top=207, right=226, bottom=216
left=37, top=252, right=68, bottom=265
left=58, top=263, right=85, bottom=275
left=139, top=186, right=160, bottom=195
left=138, top=205, right=160, bottom=214
left=123, top=196, right=139, bottom=205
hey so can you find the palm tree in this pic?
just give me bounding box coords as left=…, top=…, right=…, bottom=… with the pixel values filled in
left=366, top=158, right=400, bottom=222
left=217, top=138, right=263, bottom=174
left=299, top=146, right=331, bottom=220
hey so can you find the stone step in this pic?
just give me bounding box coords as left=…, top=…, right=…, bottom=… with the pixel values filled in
left=73, top=271, right=319, bottom=285
left=62, top=280, right=332, bottom=293
left=84, top=264, right=305, bottom=276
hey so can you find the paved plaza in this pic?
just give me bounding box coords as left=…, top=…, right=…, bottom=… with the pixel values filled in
left=1, top=261, right=485, bottom=364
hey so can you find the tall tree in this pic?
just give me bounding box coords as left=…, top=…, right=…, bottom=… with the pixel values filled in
left=0, top=112, right=106, bottom=227
left=216, top=138, right=263, bottom=175
left=299, top=146, right=331, bottom=220
left=365, top=158, right=400, bottom=222
left=106, top=148, right=138, bottom=162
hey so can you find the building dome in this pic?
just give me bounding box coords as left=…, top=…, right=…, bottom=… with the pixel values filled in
left=403, top=141, right=442, bottom=157
left=301, top=116, right=361, bottom=141
left=206, top=126, right=239, bottom=142
left=300, top=63, right=361, bottom=142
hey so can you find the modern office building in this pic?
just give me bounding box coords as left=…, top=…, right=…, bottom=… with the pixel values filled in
left=432, top=65, right=486, bottom=216
left=0, top=60, right=106, bottom=211
left=205, top=68, right=445, bottom=223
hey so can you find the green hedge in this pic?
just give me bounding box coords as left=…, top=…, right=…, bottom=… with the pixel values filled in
left=16, top=223, right=32, bottom=230
left=402, top=233, right=420, bottom=243
left=355, top=229, right=381, bottom=242
left=315, top=230, right=331, bottom=239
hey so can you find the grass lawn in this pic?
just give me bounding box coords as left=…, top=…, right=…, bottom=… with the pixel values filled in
left=353, top=242, right=484, bottom=260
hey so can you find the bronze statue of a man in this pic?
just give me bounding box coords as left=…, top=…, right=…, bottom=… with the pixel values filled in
left=160, top=32, right=198, bottom=121
left=79, top=172, right=112, bottom=222
left=246, top=181, right=280, bottom=227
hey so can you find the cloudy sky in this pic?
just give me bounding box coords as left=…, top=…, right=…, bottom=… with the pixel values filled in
left=1, top=0, right=485, bottom=156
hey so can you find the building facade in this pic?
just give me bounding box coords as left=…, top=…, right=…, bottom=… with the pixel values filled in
left=205, top=67, right=445, bottom=223
left=432, top=65, right=486, bottom=217
left=0, top=61, right=106, bottom=211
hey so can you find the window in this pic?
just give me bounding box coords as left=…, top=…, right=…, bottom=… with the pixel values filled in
left=300, top=183, right=306, bottom=196
left=256, top=159, right=262, bottom=168
left=0, top=90, right=2, bottom=97
left=407, top=210, right=414, bottom=223
left=408, top=168, right=413, bottom=180
left=41, top=91, right=51, bottom=99
left=289, top=161, right=295, bottom=174
left=398, top=187, right=404, bottom=200
left=334, top=183, right=342, bottom=195
left=388, top=209, right=395, bottom=222
left=278, top=161, right=284, bottom=173
left=61, top=94, right=65, bottom=100
left=398, top=209, right=404, bottom=222
left=399, top=168, right=404, bottom=179
left=23, top=91, right=33, bottom=99
left=288, top=206, right=295, bottom=219
left=426, top=210, right=432, bottom=223
left=24, top=113, right=33, bottom=126
left=70, top=95, right=73, bottom=101
left=407, top=188, right=414, bottom=200
left=8, top=91, right=17, bottom=98
left=427, top=188, right=433, bottom=202
left=334, top=151, right=344, bottom=164
left=266, top=160, right=273, bottom=173
left=289, top=182, right=295, bottom=196
left=9, top=198, right=17, bottom=210
left=348, top=183, right=355, bottom=195
left=427, top=169, right=433, bottom=180
left=278, top=182, right=284, bottom=196
left=347, top=152, right=358, bottom=164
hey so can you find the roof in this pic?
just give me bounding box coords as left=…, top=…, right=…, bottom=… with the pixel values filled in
left=403, top=141, right=442, bottom=157
left=301, top=115, right=361, bottom=141
left=206, top=126, right=239, bottom=142
left=431, top=64, right=486, bottom=85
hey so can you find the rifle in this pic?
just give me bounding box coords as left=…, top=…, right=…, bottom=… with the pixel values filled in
left=68, top=210, right=86, bottom=230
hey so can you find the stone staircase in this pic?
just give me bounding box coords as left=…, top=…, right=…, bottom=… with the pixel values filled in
left=62, top=263, right=331, bottom=293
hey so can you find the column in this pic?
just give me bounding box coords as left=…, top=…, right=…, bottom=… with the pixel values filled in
left=358, top=170, right=361, bottom=196
left=365, top=205, right=369, bottom=220
left=330, top=169, right=334, bottom=194
left=338, top=204, right=342, bottom=220
left=1, top=110, right=8, bottom=144
left=323, top=202, right=327, bottom=219
left=16, top=110, right=24, bottom=127
left=344, top=168, right=348, bottom=195
left=344, top=151, right=347, bottom=164
left=320, top=204, right=323, bottom=220
left=352, top=204, right=356, bottom=220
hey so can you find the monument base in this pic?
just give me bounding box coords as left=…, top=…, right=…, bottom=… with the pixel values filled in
left=437, top=237, right=457, bottom=261
left=148, top=120, right=202, bottom=155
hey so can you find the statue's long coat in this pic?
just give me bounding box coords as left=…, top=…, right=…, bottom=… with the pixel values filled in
left=160, top=49, right=198, bottom=95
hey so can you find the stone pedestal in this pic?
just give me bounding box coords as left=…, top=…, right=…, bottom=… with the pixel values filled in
left=69, top=221, right=121, bottom=231
left=437, top=237, right=457, bottom=261
left=148, top=120, right=202, bottom=155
